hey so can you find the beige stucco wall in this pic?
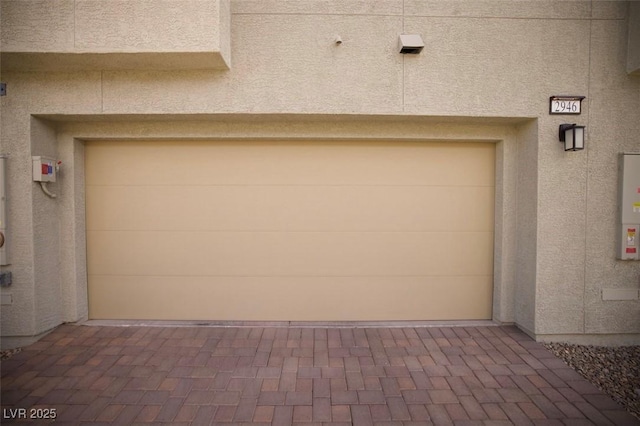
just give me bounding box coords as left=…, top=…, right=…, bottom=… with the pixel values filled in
left=627, top=2, right=640, bottom=74
left=0, top=0, right=231, bottom=70
left=1, top=0, right=638, bottom=347
left=535, top=9, right=640, bottom=341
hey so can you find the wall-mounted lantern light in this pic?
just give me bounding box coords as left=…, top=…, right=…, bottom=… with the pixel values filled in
left=559, top=123, right=585, bottom=151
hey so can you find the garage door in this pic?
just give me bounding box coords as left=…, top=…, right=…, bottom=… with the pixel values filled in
left=86, top=140, right=494, bottom=321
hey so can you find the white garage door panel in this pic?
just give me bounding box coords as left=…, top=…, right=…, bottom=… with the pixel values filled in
left=86, top=140, right=495, bottom=321
left=87, top=185, right=494, bottom=232
left=87, top=230, right=493, bottom=277
left=86, top=141, right=494, bottom=187
left=88, top=276, right=493, bottom=321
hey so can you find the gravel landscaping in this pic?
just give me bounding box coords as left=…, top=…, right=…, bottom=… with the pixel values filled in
left=544, top=342, right=640, bottom=420
left=0, top=347, right=21, bottom=360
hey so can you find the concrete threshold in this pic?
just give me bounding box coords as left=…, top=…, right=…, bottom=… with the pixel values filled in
left=80, top=319, right=499, bottom=328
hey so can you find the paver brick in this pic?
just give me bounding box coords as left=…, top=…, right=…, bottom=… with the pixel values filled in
left=426, top=403, right=453, bottom=424
left=474, top=369, right=502, bottom=388
left=500, top=402, right=535, bottom=425
left=407, top=403, right=431, bottom=421
left=260, top=377, right=279, bottom=391
left=518, top=401, right=547, bottom=419
left=1, top=324, right=632, bottom=426
left=552, top=368, right=585, bottom=382
left=253, top=405, right=274, bottom=422
left=527, top=374, right=552, bottom=389
left=174, top=404, right=198, bottom=422
left=135, top=404, right=162, bottom=423
left=114, top=404, right=144, bottom=424
left=346, top=371, right=365, bottom=390
left=350, top=404, right=373, bottom=425
left=292, top=405, right=313, bottom=422
left=424, top=364, right=451, bottom=377
left=78, top=396, right=111, bottom=421
left=370, top=403, right=392, bottom=420
left=257, top=390, right=286, bottom=405
left=568, top=380, right=606, bottom=395
left=95, top=403, right=125, bottom=422
left=213, top=405, right=237, bottom=423
left=357, top=389, right=386, bottom=404
left=37, top=388, right=74, bottom=404
left=154, top=397, right=185, bottom=422
left=332, top=404, right=352, bottom=422
left=363, top=375, right=381, bottom=390
left=471, top=387, right=504, bottom=403
left=537, top=369, right=568, bottom=387
left=278, top=372, right=297, bottom=391
left=331, top=377, right=348, bottom=392
left=482, top=402, right=509, bottom=420
left=494, top=374, right=518, bottom=389
left=313, top=377, right=331, bottom=398
left=540, top=357, right=571, bottom=369
left=509, top=363, right=538, bottom=375
left=380, top=377, right=402, bottom=396
left=458, top=395, right=488, bottom=420
left=444, top=376, right=470, bottom=395
left=401, top=389, right=431, bottom=404
left=232, top=397, right=257, bottom=422
left=330, top=356, right=345, bottom=368
left=529, top=394, right=566, bottom=418
left=397, top=376, right=417, bottom=390
left=446, top=402, right=471, bottom=421
left=298, top=367, right=321, bottom=378
left=361, top=365, right=385, bottom=377
left=430, top=389, right=459, bottom=404
left=497, top=387, right=530, bottom=403
left=557, top=387, right=587, bottom=403
left=312, top=397, right=332, bottom=421
left=322, top=367, right=345, bottom=378
left=331, top=390, right=358, bottom=404
left=285, top=390, right=313, bottom=405
left=296, top=377, right=313, bottom=392
left=462, top=354, right=486, bottom=370
left=212, top=390, right=241, bottom=405
left=257, top=366, right=281, bottom=378
left=601, top=409, right=640, bottom=425
left=447, top=364, right=474, bottom=377
left=512, top=375, right=543, bottom=395
left=554, top=401, right=586, bottom=419
left=344, top=356, right=361, bottom=372
left=139, top=389, right=171, bottom=405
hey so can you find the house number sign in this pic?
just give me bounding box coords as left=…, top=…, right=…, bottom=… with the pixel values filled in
left=549, top=95, right=585, bottom=115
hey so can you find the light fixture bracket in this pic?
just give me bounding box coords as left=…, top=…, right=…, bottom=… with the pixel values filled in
left=559, top=123, right=586, bottom=151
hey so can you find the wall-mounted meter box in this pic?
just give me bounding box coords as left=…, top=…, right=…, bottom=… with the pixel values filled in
left=32, top=156, right=58, bottom=183
left=618, top=153, right=640, bottom=260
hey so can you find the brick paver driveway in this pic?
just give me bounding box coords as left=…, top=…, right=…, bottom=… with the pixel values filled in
left=1, top=324, right=638, bottom=425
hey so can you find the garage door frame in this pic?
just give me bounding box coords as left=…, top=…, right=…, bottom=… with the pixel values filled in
left=85, top=139, right=496, bottom=321
left=52, top=114, right=523, bottom=326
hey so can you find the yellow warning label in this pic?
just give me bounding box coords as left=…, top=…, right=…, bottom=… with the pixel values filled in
left=628, top=228, right=637, bottom=246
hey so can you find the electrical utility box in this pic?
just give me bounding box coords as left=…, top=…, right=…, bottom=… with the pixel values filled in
left=32, top=156, right=58, bottom=182
left=618, top=153, right=640, bottom=260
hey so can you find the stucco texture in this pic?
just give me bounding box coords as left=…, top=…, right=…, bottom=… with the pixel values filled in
left=0, top=0, right=639, bottom=347
left=0, top=0, right=230, bottom=70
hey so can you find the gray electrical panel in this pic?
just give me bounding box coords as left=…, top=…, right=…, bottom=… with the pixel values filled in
left=618, top=153, right=640, bottom=260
